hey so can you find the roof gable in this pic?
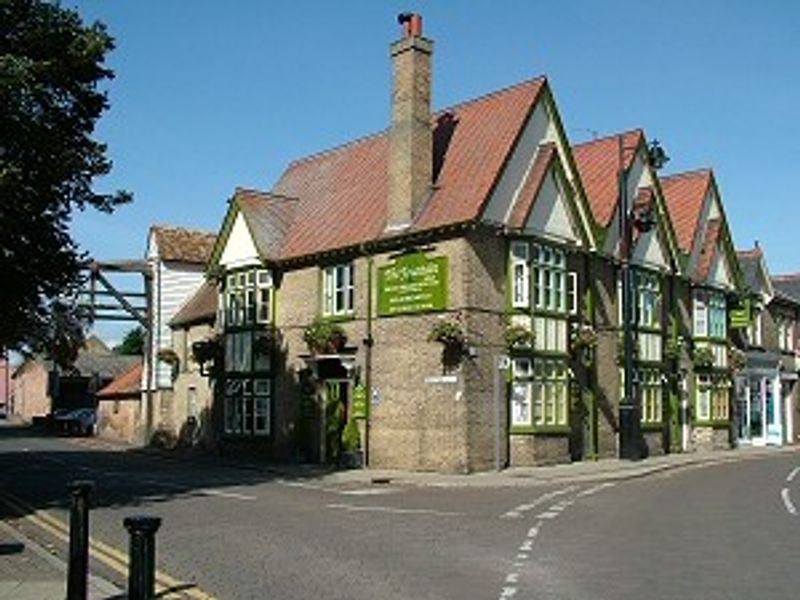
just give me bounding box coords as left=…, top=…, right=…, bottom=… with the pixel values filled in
left=660, top=170, right=712, bottom=255
left=521, top=155, right=582, bottom=244
left=737, top=247, right=774, bottom=299
left=219, top=210, right=261, bottom=269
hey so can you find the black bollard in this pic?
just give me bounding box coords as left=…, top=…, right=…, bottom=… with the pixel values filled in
left=66, top=480, right=94, bottom=600
left=124, top=515, right=162, bottom=600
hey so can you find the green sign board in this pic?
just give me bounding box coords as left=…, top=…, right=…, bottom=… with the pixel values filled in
left=351, top=385, right=368, bottom=419
left=730, top=298, right=751, bottom=329
left=377, top=253, right=449, bottom=316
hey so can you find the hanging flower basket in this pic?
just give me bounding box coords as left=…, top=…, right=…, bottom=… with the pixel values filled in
left=693, top=346, right=715, bottom=370
left=156, top=348, right=179, bottom=365
left=664, top=336, right=684, bottom=361
left=728, top=345, right=747, bottom=373
left=505, top=325, right=535, bottom=349
left=191, top=335, right=223, bottom=365
left=428, top=318, right=466, bottom=347
left=303, top=318, right=347, bottom=354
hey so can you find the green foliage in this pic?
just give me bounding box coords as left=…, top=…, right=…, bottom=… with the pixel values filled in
left=427, top=318, right=465, bottom=346
left=302, top=318, right=347, bottom=354
left=505, top=324, right=535, bottom=349
left=693, top=346, right=715, bottom=370
left=341, top=419, right=361, bottom=452
left=0, top=0, right=130, bottom=361
left=115, top=327, right=144, bottom=355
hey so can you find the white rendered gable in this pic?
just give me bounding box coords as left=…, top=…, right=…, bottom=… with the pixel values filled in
left=483, top=101, right=551, bottom=224
left=523, top=168, right=580, bottom=244
left=632, top=228, right=669, bottom=271
left=220, top=212, right=260, bottom=269
left=708, top=244, right=733, bottom=289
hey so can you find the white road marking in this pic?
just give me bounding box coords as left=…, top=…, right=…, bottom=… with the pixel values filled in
left=535, top=511, right=559, bottom=520
left=199, top=489, right=256, bottom=501
left=500, top=486, right=577, bottom=519
left=338, top=488, right=394, bottom=496
left=326, top=503, right=461, bottom=517
left=576, top=482, right=615, bottom=497
left=786, top=467, right=800, bottom=483
left=781, top=488, right=797, bottom=515
left=499, top=586, right=517, bottom=598
left=505, top=573, right=519, bottom=584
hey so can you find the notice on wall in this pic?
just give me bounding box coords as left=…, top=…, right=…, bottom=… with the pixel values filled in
left=377, top=252, right=449, bottom=316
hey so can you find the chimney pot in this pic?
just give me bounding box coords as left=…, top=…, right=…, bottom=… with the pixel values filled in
left=397, top=12, right=423, bottom=38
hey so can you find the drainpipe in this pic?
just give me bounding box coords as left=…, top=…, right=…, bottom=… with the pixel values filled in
left=364, top=249, right=374, bottom=467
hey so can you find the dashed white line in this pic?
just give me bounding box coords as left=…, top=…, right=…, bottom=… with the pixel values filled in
left=501, top=486, right=577, bottom=519
left=781, top=488, right=797, bottom=516
left=199, top=489, right=256, bottom=501
left=786, top=467, right=800, bottom=483
left=576, top=482, right=616, bottom=497
left=326, top=503, right=462, bottom=517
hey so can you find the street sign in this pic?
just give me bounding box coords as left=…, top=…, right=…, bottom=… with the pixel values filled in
left=352, top=384, right=368, bottom=419
left=377, top=252, right=448, bottom=316
left=730, top=298, right=751, bottom=329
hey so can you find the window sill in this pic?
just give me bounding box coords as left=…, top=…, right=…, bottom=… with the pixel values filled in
left=510, top=425, right=570, bottom=435
left=693, top=420, right=730, bottom=429
left=640, top=422, right=664, bottom=432
left=321, top=313, right=356, bottom=323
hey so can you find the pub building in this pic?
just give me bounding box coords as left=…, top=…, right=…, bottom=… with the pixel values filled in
left=192, top=14, right=788, bottom=472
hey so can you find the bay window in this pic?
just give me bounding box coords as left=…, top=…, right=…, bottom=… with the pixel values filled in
left=222, top=267, right=274, bottom=437
left=323, top=263, right=355, bottom=316
left=507, top=240, right=575, bottom=432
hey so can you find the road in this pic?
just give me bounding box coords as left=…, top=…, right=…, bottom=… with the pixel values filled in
left=1, top=422, right=798, bottom=599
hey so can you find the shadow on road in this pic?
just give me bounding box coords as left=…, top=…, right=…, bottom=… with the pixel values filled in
left=0, top=423, right=338, bottom=519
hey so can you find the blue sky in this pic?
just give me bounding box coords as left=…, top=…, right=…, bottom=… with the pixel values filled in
left=65, top=1, right=800, bottom=342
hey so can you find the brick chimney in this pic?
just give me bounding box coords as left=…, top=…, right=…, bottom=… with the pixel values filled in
left=387, top=13, right=433, bottom=231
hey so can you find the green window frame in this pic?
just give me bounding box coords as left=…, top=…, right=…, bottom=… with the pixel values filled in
left=224, top=378, right=271, bottom=435
left=225, top=268, right=273, bottom=327
left=639, top=368, right=663, bottom=425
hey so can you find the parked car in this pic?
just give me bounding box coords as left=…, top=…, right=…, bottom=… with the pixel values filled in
left=54, top=408, right=97, bottom=436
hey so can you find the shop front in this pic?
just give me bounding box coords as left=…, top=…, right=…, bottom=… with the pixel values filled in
left=736, top=352, right=783, bottom=446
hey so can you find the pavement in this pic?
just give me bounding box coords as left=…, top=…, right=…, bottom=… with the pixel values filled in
left=132, top=436, right=800, bottom=488
left=0, top=516, right=121, bottom=600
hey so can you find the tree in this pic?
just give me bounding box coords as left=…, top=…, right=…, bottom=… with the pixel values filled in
left=115, top=327, right=144, bottom=356
left=0, top=0, right=130, bottom=364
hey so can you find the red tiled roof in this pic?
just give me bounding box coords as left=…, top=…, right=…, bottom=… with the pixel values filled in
left=96, top=362, right=143, bottom=400
left=506, top=143, right=557, bottom=229
left=572, top=130, right=643, bottom=227
left=271, top=77, right=547, bottom=259
left=695, top=218, right=721, bottom=282
left=170, top=281, right=218, bottom=328
left=660, top=169, right=712, bottom=254
left=151, top=226, right=217, bottom=264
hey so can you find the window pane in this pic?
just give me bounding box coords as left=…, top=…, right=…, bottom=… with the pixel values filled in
left=511, top=383, right=531, bottom=426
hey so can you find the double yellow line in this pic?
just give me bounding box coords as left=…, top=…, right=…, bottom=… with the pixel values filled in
left=0, top=491, right=215, bottom=600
